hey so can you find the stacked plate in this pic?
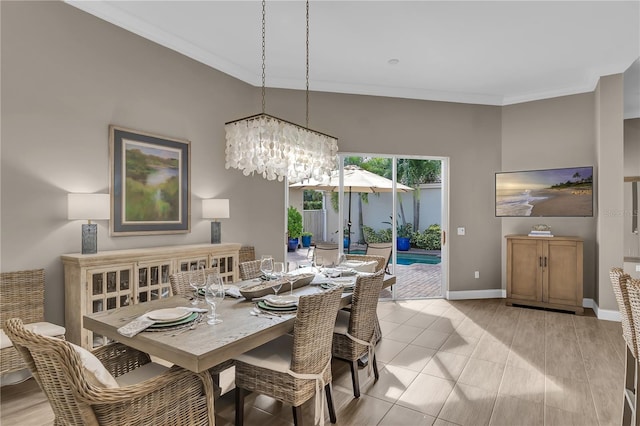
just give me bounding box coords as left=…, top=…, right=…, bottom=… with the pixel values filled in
left=146, top=308, right=198, bottom=329
left=257, top=295, right=298, bottom=312
left=321, top=278, right=355, bottom=292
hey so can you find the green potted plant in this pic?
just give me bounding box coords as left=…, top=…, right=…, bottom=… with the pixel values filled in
left=301, top=231, right=313, bottom=248
left=287, top=206, right=303, bottom=252
left=383, top=216, right=413, bottom=251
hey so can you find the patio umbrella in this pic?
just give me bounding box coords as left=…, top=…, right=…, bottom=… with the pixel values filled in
left=290, top=165, right=413, bottom=251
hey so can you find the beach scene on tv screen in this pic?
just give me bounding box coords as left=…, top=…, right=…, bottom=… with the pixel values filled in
left=496, top=167, right=593, bottom=217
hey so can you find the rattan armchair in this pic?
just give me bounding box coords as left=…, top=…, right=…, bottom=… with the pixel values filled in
left=234, top=287, right=343, bottom=426
left=1, top=269, right=65, bottom=376
left=365, top=243, right=393, bottom=274
left=332, top=269, right=385, bottom=398
left=239, top=260, right=262, bottom=280
left=616, top=270, right=640, bottom=426
left=169, top=267, right=232, bottom=388
left=239, top=246, right=256, bottom=263
left=169, top=267, right=219, bottom=297
left=5, top=318, right=216, bottom=425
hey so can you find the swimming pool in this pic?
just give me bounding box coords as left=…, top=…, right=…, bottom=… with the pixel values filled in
left=349, top=250, right=441, bottom=265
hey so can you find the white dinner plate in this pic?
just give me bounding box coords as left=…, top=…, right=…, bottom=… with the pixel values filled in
left=263, top=295, right=299, bottom=307
left=146, top=308, right=192, bottom=323
left=332, top=278, right=354, bottom=285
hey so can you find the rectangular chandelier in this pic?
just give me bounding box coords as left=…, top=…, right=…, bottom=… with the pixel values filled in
left=225, top=113, right=338, bottom=184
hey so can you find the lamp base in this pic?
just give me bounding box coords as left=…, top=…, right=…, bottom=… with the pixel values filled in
left=81, top=223, right=98, bottom=254
left=211, top=221, right=221, bottom=244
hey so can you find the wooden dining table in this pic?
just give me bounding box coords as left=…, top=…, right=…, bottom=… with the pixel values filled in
left=83, top=273, right=396, bottom=374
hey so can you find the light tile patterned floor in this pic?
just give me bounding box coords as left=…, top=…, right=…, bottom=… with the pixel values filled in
left=1, top=299, right=624, bottom=426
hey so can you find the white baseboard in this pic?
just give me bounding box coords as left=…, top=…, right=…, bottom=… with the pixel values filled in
left=446, top=289, right=506, bottom=300
left=584, top=298, right=621, bottom=322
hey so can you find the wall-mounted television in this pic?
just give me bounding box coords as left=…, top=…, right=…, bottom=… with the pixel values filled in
left=496, top=166, right=593, bottom=217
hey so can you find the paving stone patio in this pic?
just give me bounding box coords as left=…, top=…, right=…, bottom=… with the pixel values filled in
left=287, top=246, right=442, bottom=300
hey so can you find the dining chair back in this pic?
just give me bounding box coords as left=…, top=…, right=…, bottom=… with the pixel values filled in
left=313, top=244, right=340, bottom=267
left=4, top=318, right=216, bottom=425
left=620, top=273, right=640, bottom=426
left=169, top=267, right=219, bottom=296
left=344, top=254, right=387, bottom=273
left=234, top=286, right=343, bottom=426
left=239, top=246, right=256, bottom=263
left=239, top=260, right=262, bottom=280
left=1, top=269, right=65, bottom=376
left=332, top=268, right=385, bottom=398
left=365, top=243, right=393, bottom=273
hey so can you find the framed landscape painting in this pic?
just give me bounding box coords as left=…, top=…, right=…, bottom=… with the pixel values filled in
left=110, top=125, right=190, bottom=235
left=495, top=166, right=593, bottom=217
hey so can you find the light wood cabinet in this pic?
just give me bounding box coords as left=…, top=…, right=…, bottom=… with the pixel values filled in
left=62, top=243, right=241, bottom=348
left=506, top=235, right=583, bottom=315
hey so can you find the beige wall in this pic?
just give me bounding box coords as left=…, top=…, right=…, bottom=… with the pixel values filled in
left=501, top=93, right=598, bottom=298
left=1, top=1, right=630, bottom=324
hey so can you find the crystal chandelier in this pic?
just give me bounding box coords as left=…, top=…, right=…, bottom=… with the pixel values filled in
left=225, top=0, right=338, bottom=184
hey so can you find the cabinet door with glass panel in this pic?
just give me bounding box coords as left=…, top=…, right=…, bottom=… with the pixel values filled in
left=136, top=260, right=172, bottom=303
left=86, top=264, right=134, bottom=347
left=210, top=251, right=237, bottom=283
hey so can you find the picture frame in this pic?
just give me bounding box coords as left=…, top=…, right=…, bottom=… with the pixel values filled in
left=495, top=166, right=593, bottom=217
left=109, top=125, right=190, bottom=235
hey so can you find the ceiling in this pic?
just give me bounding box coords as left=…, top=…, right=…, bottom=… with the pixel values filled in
left=66, top=1, right=640, bottom=118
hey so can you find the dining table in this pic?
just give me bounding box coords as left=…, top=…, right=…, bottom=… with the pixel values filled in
left=83, top=270, right=396, bottom=374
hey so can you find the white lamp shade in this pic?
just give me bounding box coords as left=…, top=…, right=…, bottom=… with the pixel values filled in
left=202, top=199, right=229, bottom=219
left=67, top=193, right=110, bottom=220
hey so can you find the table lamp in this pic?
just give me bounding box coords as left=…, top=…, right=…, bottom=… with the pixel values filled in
left=67, top=193, right=110, bottom=254
left=202, top=199, right=229, bottom=244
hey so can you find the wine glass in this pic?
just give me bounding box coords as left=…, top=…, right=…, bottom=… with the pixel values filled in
left=260, top=255, right=273, bottom=281
left=313, top=256, right=324, bottom=274
left=336, top=253, right=347, bottom=267
left=188, top=267, right=204, bottom=305
left=272, top=262, right=284, bottom=296
left=204, top=274, right=225, bottom=325
left=286, top=261, right=298, bottom=295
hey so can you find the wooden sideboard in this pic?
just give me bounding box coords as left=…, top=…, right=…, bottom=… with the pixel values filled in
left=506, top=235, right=584, bottom=315
left=62, top=243, right=241, bottom=349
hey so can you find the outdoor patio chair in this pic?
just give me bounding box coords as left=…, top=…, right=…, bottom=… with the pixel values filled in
left=312, top=243, right=339, bottom=267
left=234, top=287, right=342, bottom=426
left=610, top=267, right=637, bottom=425
left=239, top=260, right=262, bottom=280
left=1, top=269, right=66, bottom=377
left=365, top=243, right=393, bottom=274
left=4, top=318, right=217, bottom=425
left=332, top=268, right=385, bottom=398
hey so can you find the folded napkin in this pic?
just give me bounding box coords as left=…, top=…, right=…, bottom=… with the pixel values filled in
left=342, top=260, right=377, bottom=273
left=225, top=285, right=242, bottom=298
left=310, top=274, right=332, bottom=285
left=117, top=307, right=207, bottom=338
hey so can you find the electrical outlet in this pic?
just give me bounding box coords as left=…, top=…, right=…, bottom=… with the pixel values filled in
left=474, top=271, right=480, bottom=279
left=457, top=227, right=465, bottom=236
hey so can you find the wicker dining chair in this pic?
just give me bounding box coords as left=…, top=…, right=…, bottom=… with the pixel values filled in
left=239, top=246, right=256, bottom=263
left=234, top=287, right=343, bottom=426
left=313, top=244, right=340, bottom=267
left=618, top=272, right=640, bottom=426
left=332, top=268, right=385, bottom=398
left=1, top=269, right=66, bottom=376
left=169, top=267, right=219, bottom=297
left=169, top=267, right=233, bottom=388
left=239, top=260, right=262, bottom=280
left=5, top=318, right=217, bottom=425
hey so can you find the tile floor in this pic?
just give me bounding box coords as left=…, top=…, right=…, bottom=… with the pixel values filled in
left=1, top=298, right=625, bottom=426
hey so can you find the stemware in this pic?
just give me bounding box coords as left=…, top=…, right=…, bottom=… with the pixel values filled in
left=271, top=262, right=284, bottom=295
left=188, top=267, right=204, bottom=305
left=204, top=274, right=225, bottom=325
left=260, top=255, right=274, bottom=280
left=286, top=261, right=298, bottom=295
left=336, top=253, right=347, bottom=267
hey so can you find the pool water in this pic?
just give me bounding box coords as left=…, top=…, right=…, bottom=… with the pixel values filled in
left=349, top=250, right=441, bottom=265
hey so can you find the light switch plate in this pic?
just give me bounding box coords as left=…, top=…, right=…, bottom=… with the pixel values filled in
left=457, top=227, right=465, bottom=236
left=636, top=264, right=640, bottom=272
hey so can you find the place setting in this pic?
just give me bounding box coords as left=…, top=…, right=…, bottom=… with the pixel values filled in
left=117, top=306, right=207, bottom=337
left=252, top=294, right=299, bottom=318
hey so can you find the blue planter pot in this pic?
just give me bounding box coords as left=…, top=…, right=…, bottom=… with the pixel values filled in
left=288, top=238, right=299, bottom=252
left=397, top=237, right=411, bottom=251
left=301, top=235, right=312, bottom=248
left=344, top=237, right=350, bottom=249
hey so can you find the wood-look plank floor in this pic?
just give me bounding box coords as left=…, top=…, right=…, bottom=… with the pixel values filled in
left=1, top=299, right=623, bottom=426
